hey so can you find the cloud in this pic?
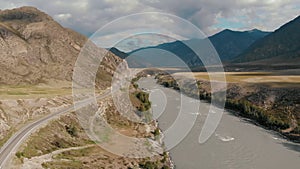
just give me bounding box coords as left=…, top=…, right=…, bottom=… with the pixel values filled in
left=54, top=13, right=72, bottom=21
left=0, top=0, right=299, bottom=48
left=89, top=12, right=201, bottom=51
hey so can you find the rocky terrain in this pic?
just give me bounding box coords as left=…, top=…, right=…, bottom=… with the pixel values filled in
left=11, top=96, right=171, bottom=169
left=0, top=95, right=72, bottom=146
left=0, top=6, right=122, bottom=88
left=0, top=6, right=122, bottom=148
left=0, top=7, right=172, bottom=169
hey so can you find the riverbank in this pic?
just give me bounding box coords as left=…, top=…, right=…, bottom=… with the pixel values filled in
left=130, top=81, right=174, bottom=169
left=137, top=77, right=300, bottom=169
left=154, top=73, right=300, bottom=143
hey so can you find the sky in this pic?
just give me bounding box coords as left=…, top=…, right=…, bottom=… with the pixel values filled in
left=0, top=0, right=299, bottom=50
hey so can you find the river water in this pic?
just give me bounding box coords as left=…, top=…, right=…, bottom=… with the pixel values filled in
left=138, top=78, right=300, bottom=169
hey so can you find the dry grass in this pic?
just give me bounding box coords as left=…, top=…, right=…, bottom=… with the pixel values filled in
left=0, top=87, right=72, bottom=99
left=173, top=72, right=300, bottom=87
left=0, top=79, right=104, bottom=99
left=0, top=80, right=71, bottom=99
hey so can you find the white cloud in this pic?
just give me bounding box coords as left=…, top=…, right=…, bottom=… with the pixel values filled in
left=54, top=13, right=72, bottom=21
left=0, top=0, right=299, bottom=45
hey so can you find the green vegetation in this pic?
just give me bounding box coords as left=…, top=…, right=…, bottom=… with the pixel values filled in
left=130, top=90, right=153, bottom=123
left=65, top=124, right=78, bottom=137
left=139, top=161, right=159, bottom=169
left=132, top=77, right=141, bottom=83
left=152, top=128, right=160, bottom=137
left=139, top=160, right=170, bottom=169
left=130, top=74, right=152, bottom=112
left=225, top=99, right=289, bottom=130
left=162, top=166, right=171, bottom=169
left=133, top=83, right=139, bottom=89
left=131, top=77, right=141, bottom=89
left=15, top=151, right=24, bottom=159
left=134, top=91, right=151, bottom=112
left=160, top=152, right=169, bottom=164
left=161, top=80, right=179, bottom=90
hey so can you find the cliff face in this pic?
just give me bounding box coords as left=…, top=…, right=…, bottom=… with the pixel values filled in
left=0, top=6, right=122, bottom=87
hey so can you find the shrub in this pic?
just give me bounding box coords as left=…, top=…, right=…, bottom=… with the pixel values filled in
left=65, top=125, right=78, bottom=137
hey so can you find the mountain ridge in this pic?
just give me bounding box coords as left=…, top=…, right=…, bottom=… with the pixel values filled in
left=209, top=28, right=270, bottom=61
left=110, top=28, right=270, bottom=67
left=233, top=15, right=300, bottom=63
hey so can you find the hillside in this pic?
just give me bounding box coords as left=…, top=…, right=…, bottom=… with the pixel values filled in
left=234, top=15, right=300, bottom=63
left=210, top=29, right=270, bottom=61
left=0, top=7, right=173, bottom=169
left=0, top=7, right=122, bottom=88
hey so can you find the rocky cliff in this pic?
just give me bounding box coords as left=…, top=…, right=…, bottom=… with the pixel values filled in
left=0, top=6, right=122, bottom=88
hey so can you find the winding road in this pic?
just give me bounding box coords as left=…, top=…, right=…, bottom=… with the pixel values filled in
left=0, top=89, right=111, bottom=168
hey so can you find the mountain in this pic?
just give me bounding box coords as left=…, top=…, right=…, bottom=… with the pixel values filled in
left=109, top=47, right=153, bottom=68
left=0, top=7, right=122, bottom=88
left=122, top=29, right=269, bottom=67
left=234, top=15, right=300, bottom=63
left=125, top=41, right=203, bottom=67
left=109, top=47, right=128, bottom=59
left=209, top=29, right=270, bottom=61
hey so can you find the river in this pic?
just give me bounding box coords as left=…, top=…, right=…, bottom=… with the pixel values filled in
left=138, top=77, right=300, bottom=169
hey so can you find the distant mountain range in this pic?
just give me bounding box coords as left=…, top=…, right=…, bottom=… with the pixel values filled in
left=110, top=29, right=270, bottom=67
left=233, top=15, right=300, bottom=64
left=111, top=15, right=300, bottom=68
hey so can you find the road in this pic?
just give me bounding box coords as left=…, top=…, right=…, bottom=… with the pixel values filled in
left=0, top=89, right=111, bottom=168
